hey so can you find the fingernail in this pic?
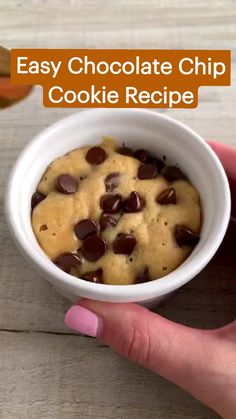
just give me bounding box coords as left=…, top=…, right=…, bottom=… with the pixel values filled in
left=64, top=305, right=102, bottom=337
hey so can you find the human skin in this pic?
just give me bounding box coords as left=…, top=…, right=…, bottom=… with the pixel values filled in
left=0, top=46, right=32, bottom=108
left=65, top=141, right=236, bottom=419
left=0, top=77, right=32, bottom=108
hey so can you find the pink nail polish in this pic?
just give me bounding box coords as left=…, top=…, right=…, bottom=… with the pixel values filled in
left=64, top=305, right=101, bottom=337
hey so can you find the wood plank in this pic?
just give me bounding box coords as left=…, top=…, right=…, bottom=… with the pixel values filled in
left=0, top=331, right=219, bottom=419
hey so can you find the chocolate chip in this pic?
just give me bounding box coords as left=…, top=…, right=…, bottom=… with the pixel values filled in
left=136, top=267, right=150, bottom=283
left=86, top=146, right=107, bottom=165
left=162, top=166, right=186, bottom=182
left=31, top=192, right=46, bottom=210
left=175, top=225, right=200, bottom=247
left=99, top=213, right=117, bottom=231
left=54, top=252, right=82, bottom=273
left=123, top=191, right=145, bottom=213
left=116, top=147, right=134, bottom=157
left=81, top=269, right=103, bottom=284
left=74, top=219, right=99, bottom=240
left=113, top=233, right=137, bottom=255
left=39, top=224, right=48, bottom=231
left=148, top=157, right=165, bottom=172
left=100, top=194, right=122, bottom=214
left=105, top=172, right=120, bottom=192
left=57, top=174, right=78, bottom=194
left=81, top=236, right=107, bottom=262
left=134, top=149, right=149, bottom=163
left=138, top=163, right=158, bottom=180
left=156, top=187, right=176, bottom=205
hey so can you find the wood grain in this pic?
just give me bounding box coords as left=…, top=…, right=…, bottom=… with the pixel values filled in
left=0, top=332, right=219, bottom=419
left=0, top=0, right=235, bottom=418
left=0, top=47, right=10, bottom=76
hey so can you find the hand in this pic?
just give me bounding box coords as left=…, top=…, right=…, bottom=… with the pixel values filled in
left=0, top=46, right=32, bottom=108
left=65, top=142, right=236, bottom=419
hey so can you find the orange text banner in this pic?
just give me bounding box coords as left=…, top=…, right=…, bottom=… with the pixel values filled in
left=10, top=49, right=231, bottom=108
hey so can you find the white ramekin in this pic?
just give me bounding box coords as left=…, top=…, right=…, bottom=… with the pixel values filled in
left=5, top=109, right=231, bottom=305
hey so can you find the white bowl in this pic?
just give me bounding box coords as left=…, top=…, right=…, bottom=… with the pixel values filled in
left=5, top=109, right=231, bottom=305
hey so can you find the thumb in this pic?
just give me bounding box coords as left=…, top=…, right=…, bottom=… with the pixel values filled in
left=64, top=301, right=234, bottom=416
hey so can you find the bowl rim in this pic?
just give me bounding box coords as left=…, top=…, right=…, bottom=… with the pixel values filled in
left=5, top=108, right=231, bottom=302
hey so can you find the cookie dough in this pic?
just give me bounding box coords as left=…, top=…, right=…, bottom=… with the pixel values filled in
left=31, top=138, right=201, bottom=285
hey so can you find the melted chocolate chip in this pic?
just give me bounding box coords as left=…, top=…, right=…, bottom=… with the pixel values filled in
left=81, top=269, right=103, bottom=284
left=86, top=146, right=107, bottom=165
left=31, top=192, right=46, bottom=210
left=54, top=252, right=82, bottom=273
left=156, top=187, right=176, bottom=205
left=116, top=147, right=134, bottom=157
left=39, top=224, right=48, bottom=231
left=138, top=163, right=158, bottom=180
left=113, top=233, right=137, bottom=255
left=81, top=236, right=107, bottom=262
left=148, top=157, right=165, bottom=172
left=136, top=267, right=150, bottom=283
left=134, top=149, right=149, bottom=163
left=74, top=219, right=99, bottom=240
left=175, top=225, right=200, bottom=247
left=99, top=213, right=117, bottom=231
left=123, top=191, right=145, bottom=213
left=57, top=174, right=78, bottom=194
left=105, top=172, right=120, bottom=192
left=162, top=166, right=186, bottom=182
left=100, top=194, right=122, bottom=214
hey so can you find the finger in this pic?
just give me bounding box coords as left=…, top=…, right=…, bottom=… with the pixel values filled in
left=0, top=77, right=32, bottom=108
left=65, top=301, right=228, bottom=415
left=208, top=140, right=236, bottom=217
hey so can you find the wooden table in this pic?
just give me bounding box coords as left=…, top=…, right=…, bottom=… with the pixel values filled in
left=0, top=1, right=235, bottom=418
